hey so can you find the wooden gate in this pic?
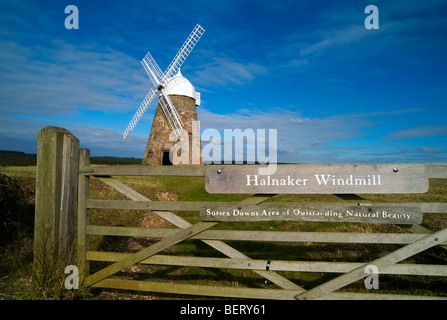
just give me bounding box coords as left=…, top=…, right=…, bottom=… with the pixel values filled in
left=76, top=154, right=447, bottom=299
left=34, top=127, right=447, bottom=299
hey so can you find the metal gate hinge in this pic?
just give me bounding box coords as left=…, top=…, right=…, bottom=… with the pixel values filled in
left=264, top=259, right=271, bottom=288
left=79, top=169, right=94, bottom=173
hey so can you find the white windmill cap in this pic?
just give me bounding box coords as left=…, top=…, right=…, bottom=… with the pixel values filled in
left=163, top=70, right=201, bottom=106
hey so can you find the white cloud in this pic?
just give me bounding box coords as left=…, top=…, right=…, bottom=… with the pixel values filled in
left=290, top=117, right=312, bottom=124
left=288, top=59, right=309, bottom=67
left=196, top=107, right=375, bottom=163
left=1, top=98, right=444, bottom=163
left=70, top=124, right=147, bottom=157
left=0, top=40, right=147, bottom=117
left=275, top=0, right=447, bottom=73
left=299, top=24, right=370, bottom=57
left=196, top=106, right=447, bottom=163
left=384, top=125, right=447, bottom=140
left=0, top=114, right=147, bottom=157
left=192, top=56, right=267, bottom=87
left=418, top=146, right=445, bottom=154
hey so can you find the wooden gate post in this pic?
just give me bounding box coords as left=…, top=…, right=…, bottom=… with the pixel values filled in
left=34, top=126, right=79, bottom=273
left=77, top=148, right=90, bottom=281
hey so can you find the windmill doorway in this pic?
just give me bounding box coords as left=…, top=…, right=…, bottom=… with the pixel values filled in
left=162, top=151, right=172, bottom=166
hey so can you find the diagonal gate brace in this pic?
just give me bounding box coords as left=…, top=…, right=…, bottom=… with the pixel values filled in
left=295, top=226, right=447, bottom=300
left=84, top=222, right=216, bottom=287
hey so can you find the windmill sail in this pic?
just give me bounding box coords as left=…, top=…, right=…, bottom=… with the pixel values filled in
left=123, top=88, right=157, bottom=140
left=123, top=24, right=205, bottom=140
left=159, top=91, right=184, bottom=139
left=141, top=52, right=163, bottom=88
left=163, top=24, right=205, bottom=80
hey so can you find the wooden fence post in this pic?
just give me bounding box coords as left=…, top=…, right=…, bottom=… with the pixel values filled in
left=77, top=148, right=90, bottom=281
left=34, top=126, right=79, bottom=273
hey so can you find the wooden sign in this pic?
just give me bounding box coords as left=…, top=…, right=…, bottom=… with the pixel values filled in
left=205, top=164, right=429, bottom=194
left=200, top=204, right=423, bottom=224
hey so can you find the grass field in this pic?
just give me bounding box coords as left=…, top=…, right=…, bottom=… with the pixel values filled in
left=1, top=165, right=447, bottom=300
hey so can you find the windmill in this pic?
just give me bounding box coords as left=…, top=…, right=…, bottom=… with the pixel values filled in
left=123, top=24, right=205, bottom=165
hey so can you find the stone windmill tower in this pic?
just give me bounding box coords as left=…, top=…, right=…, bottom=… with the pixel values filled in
left=123, top=25, right=205, bottom=165
left=143, top=70, right=202, bottom=165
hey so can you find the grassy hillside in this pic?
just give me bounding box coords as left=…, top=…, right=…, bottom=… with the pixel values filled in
left=1, top=165, right=446, bottom=299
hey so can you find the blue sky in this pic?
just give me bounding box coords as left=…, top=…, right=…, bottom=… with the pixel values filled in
left=1, top=0, right=447, bottom=163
